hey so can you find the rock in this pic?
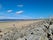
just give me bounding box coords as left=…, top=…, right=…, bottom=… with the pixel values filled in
left=40, top=35, right=48, bottom=40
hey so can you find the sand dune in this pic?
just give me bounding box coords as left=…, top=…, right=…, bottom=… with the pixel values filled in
left=0, top=20, right=42, bottom=28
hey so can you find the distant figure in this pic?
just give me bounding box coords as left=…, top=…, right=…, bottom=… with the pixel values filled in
left=13, top=24, right=15, bottom=27
left=0, top=35, right=3, bottom=38
left=0, top=29, right=2, bottom=33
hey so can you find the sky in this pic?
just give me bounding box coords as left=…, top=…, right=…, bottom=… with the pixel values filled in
left=0, top=0, right=53, bottom=19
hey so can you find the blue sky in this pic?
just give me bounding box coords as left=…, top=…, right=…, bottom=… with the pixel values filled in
left=0, top=0, right=53, bottom=19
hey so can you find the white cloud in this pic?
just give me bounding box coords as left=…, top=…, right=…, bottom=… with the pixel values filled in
left=7, top=10, right=13, bottom=13
left=16, top=10, right=24, bottom=14
left=17, top=4, right=23, bottom=7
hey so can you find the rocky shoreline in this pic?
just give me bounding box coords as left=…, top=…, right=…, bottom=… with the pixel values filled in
left=0, top=19, right=53, bottom=40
